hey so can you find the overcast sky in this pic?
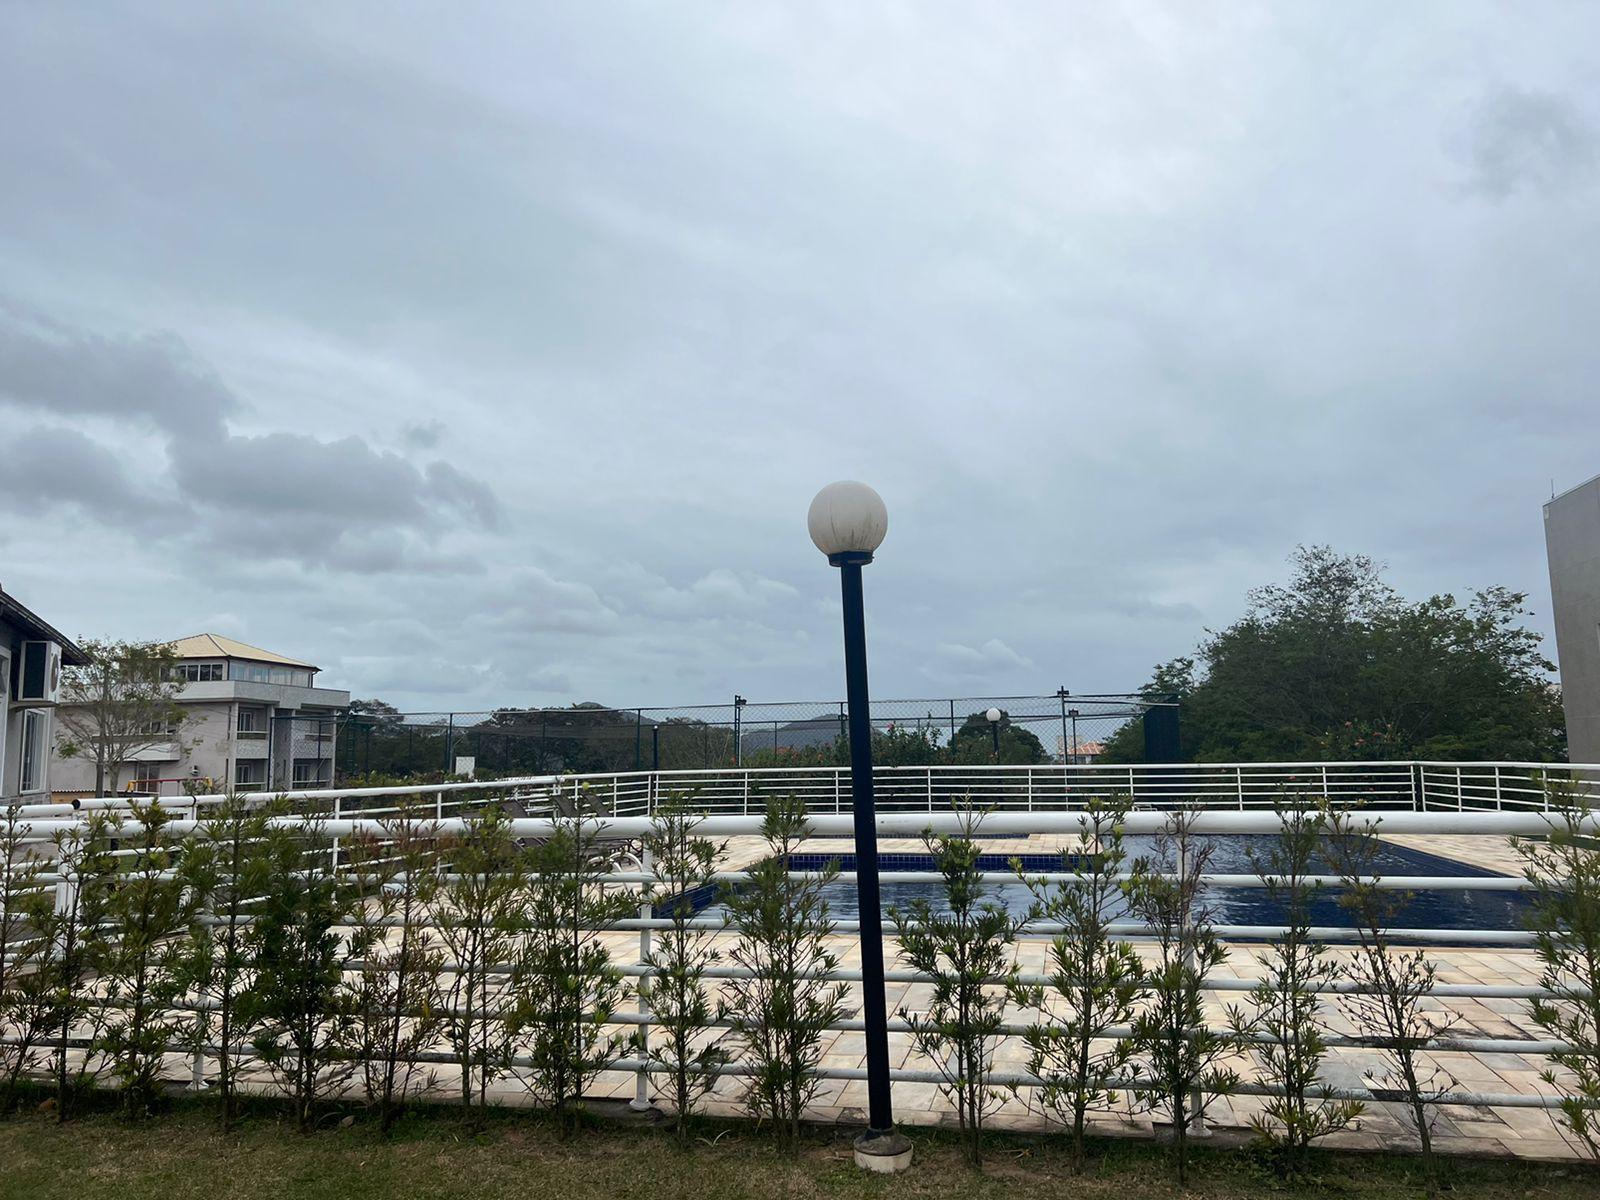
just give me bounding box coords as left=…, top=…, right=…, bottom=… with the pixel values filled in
left=2, top=3, right=1597, bottom=713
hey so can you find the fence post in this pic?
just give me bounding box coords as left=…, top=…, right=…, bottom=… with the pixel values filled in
left=631, top=845, right=654, bottom=1112
left=1178, top=830, right=1207, bottom=1139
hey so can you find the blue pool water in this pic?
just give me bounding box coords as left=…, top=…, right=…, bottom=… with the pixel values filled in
left=688, top=835, right=1532, bottom=938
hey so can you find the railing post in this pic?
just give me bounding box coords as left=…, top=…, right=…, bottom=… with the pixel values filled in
left=1236, top=766, right=1244, bottom=811
left=332, top=794, right=342, bottom=875
left=926, top=767, right=933, bottom=815
left=1457, top=765, right=1464, bottom=812
left=1128, top=766, right=1136, bottom=806
left=1178, top=831, right=1207, bottom=1139
left=1494, top=766, right=1503, bottom=811
left=631, top=845, right=654, bottom=1112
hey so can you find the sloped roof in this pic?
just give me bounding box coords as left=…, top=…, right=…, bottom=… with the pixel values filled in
left=169, top=634, right=318, bottom=671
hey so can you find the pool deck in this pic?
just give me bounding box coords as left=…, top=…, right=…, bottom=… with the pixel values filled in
left=1376, top=833, right=1527, bottom=877
left=598, top=830, right=1584, bottom=1162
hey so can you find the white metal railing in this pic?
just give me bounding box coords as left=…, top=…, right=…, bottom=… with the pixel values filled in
left=505, top=760, right=1600, bottom=818
left=15, top=761, right=1599, bottom=830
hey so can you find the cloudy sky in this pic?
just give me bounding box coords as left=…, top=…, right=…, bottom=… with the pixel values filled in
left=2, top=3, right=1597, bottom=713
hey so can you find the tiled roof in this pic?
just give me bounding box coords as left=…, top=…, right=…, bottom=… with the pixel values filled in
left=169, top=633, right=318, bottom=670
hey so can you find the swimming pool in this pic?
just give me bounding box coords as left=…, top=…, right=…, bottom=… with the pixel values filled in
left=686, top=835, right=1532, bottom=939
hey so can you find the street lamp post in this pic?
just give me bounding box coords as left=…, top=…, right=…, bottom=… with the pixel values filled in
left=808, top=481, right=913, bottom=1175
left=985, top=705, right=1002, bottom=760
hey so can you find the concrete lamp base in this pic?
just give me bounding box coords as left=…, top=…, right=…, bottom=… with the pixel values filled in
left=853, top=1129, right=914, bottom=1174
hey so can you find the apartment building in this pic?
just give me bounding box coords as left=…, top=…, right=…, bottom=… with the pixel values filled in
left=50, top=633, right=351, bottom=795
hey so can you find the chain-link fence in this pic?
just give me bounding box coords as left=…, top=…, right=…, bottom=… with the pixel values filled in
left=330, top=693, right=1174, bottom=782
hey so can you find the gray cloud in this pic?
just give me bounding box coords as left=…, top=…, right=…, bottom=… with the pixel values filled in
left=1461, top=86, right=1596, bottom=199
left=0, top=302, right=236, bottom=439
left=0, top=424, right=173, bottom=529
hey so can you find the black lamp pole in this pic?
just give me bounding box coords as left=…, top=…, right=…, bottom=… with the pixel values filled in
left=990, top=715, right=1001, bottom=758
left=832, top=550, right=897, bottom=1149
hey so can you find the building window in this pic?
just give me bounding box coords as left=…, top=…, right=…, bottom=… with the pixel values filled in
left=292, top=758, right=331, bottom=787
left=130, top=762, right=162, bottom=792
left=234, top=760, right=267, bottom=791
left=237, top=706, right=268, bottom=739
left=226, top=661, right=311, bottom=687
left=168, top=662, right=224, bottom=683
left=19, top=709, right=45, bottom=792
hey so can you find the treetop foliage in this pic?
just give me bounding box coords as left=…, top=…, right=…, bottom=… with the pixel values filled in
left=1102, top=546, right=1565, bottom=763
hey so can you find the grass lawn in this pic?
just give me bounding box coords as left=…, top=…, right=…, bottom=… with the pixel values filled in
left=0, top=1101, right=1596, bottom=1200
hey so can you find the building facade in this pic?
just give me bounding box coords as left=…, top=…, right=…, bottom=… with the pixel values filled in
left=49, top=633, right=351, bottom=796
left=1545, top=473, right=1600, bottom=764
left=1, top=586, right=87, bottom=802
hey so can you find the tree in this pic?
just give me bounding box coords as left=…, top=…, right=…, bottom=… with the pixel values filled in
left=1128, top=811, right=1241, bottom=1185
left=951, top=711, right=1049, bottom=765
left=174, top=794, right=285, bottom=1130
left=512, top=799, right=635, bottom=1133
left=23, top=811, right=118, bottom=1120
left=94, top=802, right=198, bottom=1118
left=54, top=639, right=193, bottom=796
left=720, top=797, right=851, bottom=1153
left=244, top=819, right=360, bottom=1134
left=1230, top=807, right=1363, bottom=1174
left=1100, top=546, right=1564, bottom=763
left=1326, top=808, right=1459, bottom=1187
left=636, top=800, right=729, bottom=1143
left=891, top=810, right=1023, bottom=1166
left=1009, top=796, right=1146, bottom=1170
left=1515, top=788, right=1600, bottom=1159
left=430, top=807, right=525, bottom=1115
left=0, top=804, right=56, bottom=1114
left=344, top=804, right=446, bottom=1133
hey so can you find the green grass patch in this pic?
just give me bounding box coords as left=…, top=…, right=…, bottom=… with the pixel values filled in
left=0, top=1098, right=1595, bottom=1200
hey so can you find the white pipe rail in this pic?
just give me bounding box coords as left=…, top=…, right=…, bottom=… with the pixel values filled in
left=15, top=807, right=1590, bottom=839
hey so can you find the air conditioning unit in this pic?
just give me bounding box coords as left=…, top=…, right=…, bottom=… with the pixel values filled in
left=16, top=640, right=63, bottom=704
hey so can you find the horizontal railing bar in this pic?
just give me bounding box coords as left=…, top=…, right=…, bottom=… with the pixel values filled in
left=17, top=809, right=1590, bottom=838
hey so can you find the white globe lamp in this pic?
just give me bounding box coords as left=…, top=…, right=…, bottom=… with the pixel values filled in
left=808, top=480, right=888, bottom=565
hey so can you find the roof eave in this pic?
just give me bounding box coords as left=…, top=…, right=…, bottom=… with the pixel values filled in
left=0, top=592, right=89, bottom=667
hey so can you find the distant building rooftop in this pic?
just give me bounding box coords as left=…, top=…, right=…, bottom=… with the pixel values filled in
left=168, top=633, right=319, bottom=671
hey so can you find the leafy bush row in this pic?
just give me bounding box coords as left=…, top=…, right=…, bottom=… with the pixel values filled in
left=1, top=790, right=1598, bottom=1186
